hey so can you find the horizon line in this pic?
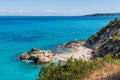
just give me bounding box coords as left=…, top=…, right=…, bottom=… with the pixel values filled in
left=0, top=12, right=120, bottom=17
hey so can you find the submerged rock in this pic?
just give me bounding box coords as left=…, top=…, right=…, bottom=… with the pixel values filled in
left=19, top=48, right=53, bottom=64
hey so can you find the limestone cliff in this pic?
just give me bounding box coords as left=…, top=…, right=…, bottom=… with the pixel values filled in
left=86, top=18, right=120, bottom=58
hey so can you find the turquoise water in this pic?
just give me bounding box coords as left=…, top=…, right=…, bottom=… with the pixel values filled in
left=0, top=16, right=118, bottom=80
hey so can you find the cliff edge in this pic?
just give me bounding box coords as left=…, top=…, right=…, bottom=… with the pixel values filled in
left=86, top=18, right=120, bottom=58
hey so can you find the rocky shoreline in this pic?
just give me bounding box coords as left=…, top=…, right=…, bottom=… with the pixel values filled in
left=19, top=40, right=93, bottom=64
left=20, top=48, right=54, bottom=64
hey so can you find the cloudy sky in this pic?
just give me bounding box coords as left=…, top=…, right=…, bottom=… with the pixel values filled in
left=0, top=0, right=120, bottom=16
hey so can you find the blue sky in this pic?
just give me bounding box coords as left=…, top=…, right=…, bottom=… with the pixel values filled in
left=0, top=0, right=120, bottom=16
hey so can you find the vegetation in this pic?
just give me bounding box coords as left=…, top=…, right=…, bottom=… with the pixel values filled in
left=37, top=55, right=115, bottom=80
left=94, top=29, right=120, bottom=58
left=85, top=61, right=120, bottom=80
left=87, top=18, right=120, bottom=59
left=109, top=29, right=120, bottom=41
left=86, top=17, right=120, bottom=46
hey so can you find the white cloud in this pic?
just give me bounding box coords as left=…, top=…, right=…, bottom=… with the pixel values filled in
left=15, top=10, right=32, bottom=13
left=0, top=9, right=7, bottom=12
left=0, top=9, right=32, bottom=13
left=45, top=9, right=56, bottom=13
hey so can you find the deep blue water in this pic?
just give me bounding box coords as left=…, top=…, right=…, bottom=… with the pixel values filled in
left=0, top=16, right=119, bottom=80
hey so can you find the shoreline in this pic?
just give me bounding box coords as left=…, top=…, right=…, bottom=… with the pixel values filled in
left=53, top=41, right=93, bottom=61
left=19, top=40, right=93, bottom=64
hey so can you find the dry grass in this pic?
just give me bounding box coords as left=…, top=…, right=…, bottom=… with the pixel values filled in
left=84, top=62, right=120, bottom=80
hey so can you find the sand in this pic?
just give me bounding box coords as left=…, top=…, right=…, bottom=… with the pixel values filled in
left=53, top=42, right=93, bottom=61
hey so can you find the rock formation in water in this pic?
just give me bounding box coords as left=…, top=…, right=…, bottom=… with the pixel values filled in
left=20, top=48, right=53, bottom=64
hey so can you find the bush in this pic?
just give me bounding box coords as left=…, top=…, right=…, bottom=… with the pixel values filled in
left=37, top=55, right=115, bottom=80
left=103, top=54, right=114, bottom=62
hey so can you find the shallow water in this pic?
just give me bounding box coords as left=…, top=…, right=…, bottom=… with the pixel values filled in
left=0, top=16, right=119, bottom=80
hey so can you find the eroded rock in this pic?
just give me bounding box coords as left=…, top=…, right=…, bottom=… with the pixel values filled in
left=58, top=40, right=85, bottom=49
left=19, top=48, right=53, bottom=64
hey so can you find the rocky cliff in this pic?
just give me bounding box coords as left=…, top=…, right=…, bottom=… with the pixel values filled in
left=86, top=18, right=120, bottom=58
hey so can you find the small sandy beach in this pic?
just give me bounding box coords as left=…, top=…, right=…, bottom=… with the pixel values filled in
left=53, top=41, right=93, bottom=61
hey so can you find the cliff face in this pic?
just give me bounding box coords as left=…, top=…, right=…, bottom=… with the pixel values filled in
left=86, top=18, right=120, bottom=58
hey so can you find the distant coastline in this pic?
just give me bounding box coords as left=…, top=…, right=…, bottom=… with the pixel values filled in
left=1, top=13, right=120, bottom=17
left=84, top=13, right=120, bottom=17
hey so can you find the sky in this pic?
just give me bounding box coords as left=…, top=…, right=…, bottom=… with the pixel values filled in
left=0, top=0, right=120, bottom=16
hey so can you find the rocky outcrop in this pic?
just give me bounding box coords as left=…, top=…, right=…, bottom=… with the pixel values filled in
left=93, top=29, right=120, bottom=58
left=58, top=40, right=85, bottom=49
left=20, top=48, right=53, bottom=64
left=19, top=40, right=93, bottom=64
left=86, top=18, right=120, bottom=48
left=86, top=18, right=120, bottom=58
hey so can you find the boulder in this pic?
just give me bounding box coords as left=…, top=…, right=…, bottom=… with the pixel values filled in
left=58, top=40, right=84, bottom=49
left=20, top=54, right=29, bottom=60
left=34, top=56, right=52, bottom=64
left=19, top=48, right=54, bottom=64
left=31, top=48, right=39, bottom=52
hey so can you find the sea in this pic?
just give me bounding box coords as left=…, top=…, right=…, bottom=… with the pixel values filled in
left=0, top=16, right=119, bottom=80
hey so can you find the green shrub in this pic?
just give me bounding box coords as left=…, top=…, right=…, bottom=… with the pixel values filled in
left=37, top=55, right=115, bottom=80
left=103, top=54, right=114, bottom=62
